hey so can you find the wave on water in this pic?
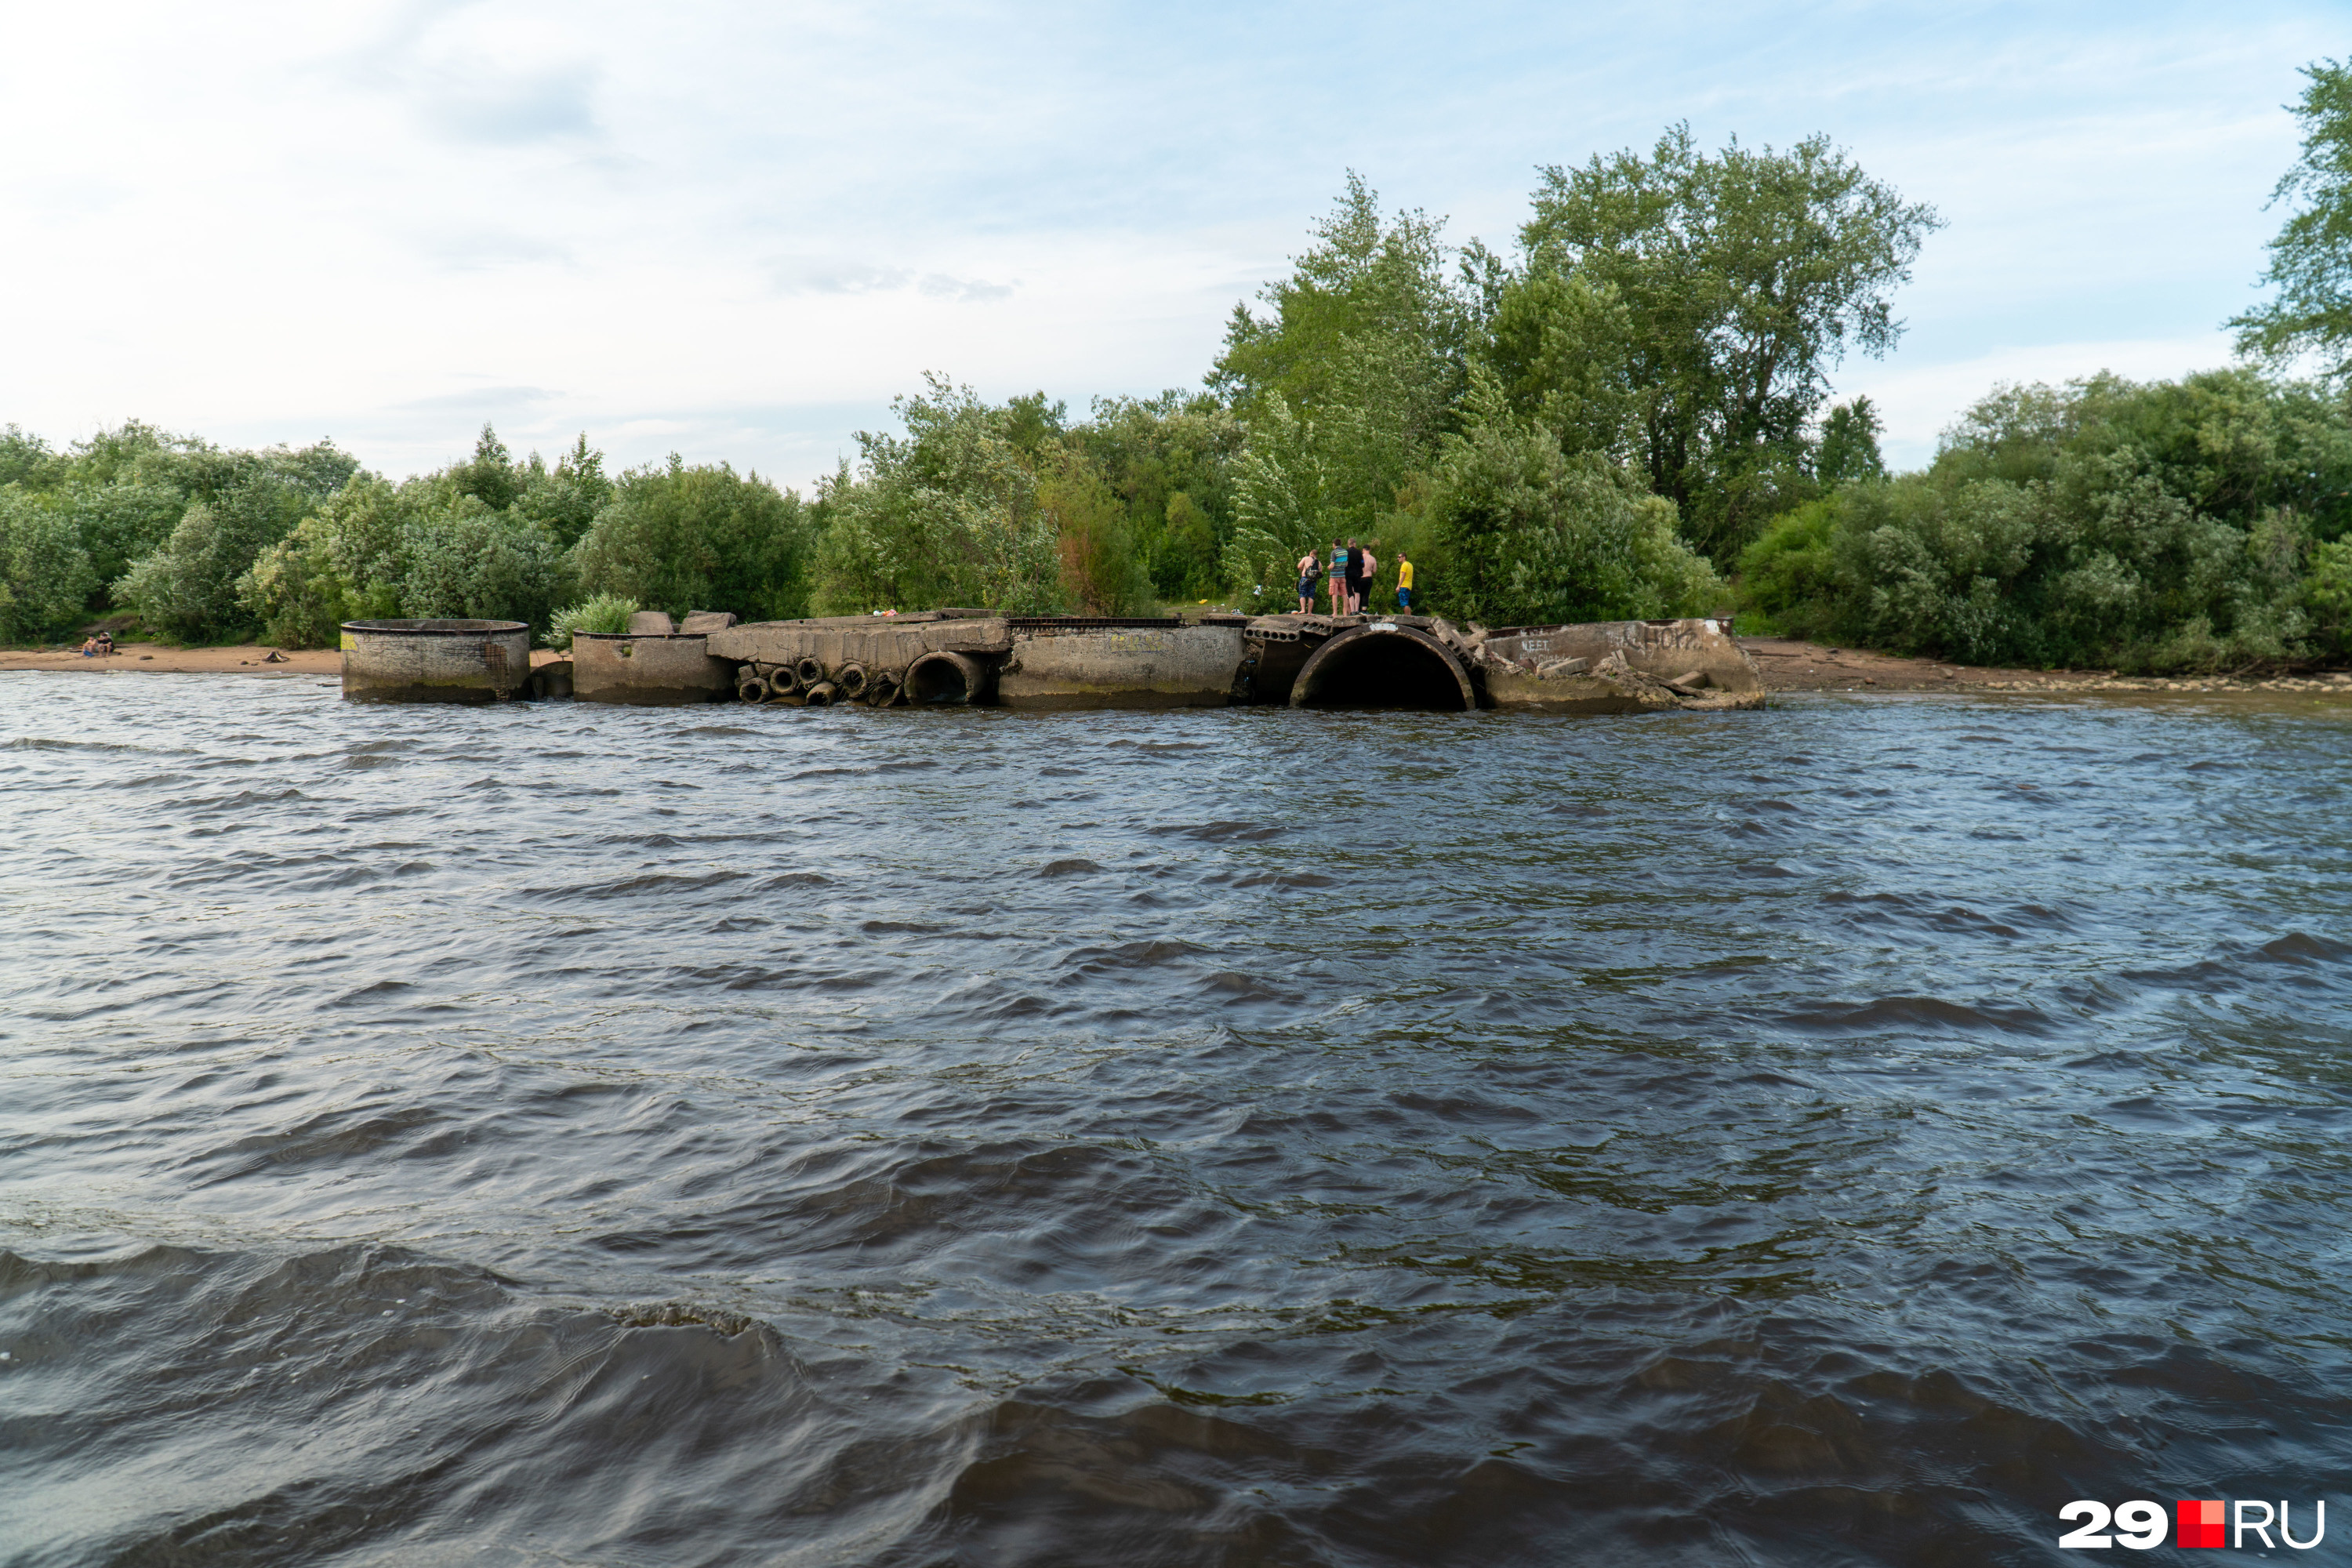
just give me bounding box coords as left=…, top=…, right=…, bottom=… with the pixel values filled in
left=3, top=677, right=2350, bottom=1564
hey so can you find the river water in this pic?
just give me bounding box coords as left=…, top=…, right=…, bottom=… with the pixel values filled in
left=3, top=674, right=2349, bottom=1566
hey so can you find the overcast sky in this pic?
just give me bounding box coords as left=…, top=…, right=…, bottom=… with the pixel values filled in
left=1, top=1, right=2339, bottom=484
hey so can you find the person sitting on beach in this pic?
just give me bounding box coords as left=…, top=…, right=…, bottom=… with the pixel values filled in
left=79, top=637, right=100, bottom=658
left=96, top=631, right=114, bottom=655
left=1296, top=550, right=1319, bottom=614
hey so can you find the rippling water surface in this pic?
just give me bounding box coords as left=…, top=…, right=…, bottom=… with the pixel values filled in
left=5, top=673, right=2351, bottom=1566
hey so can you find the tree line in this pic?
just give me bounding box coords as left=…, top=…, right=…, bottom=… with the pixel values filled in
left=4, top=89, right=2350, bottom=668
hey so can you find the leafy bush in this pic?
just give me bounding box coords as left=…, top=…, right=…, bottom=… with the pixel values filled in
left=104, top=434, right=359, bottom=644
left=1220, top=391, right=1332, bottom=611
left=235, top=476, right=407, bottom=648
left=546, top=593, right=638, bottom=650
left=1069, top=394, right=1243, bottom=600
left=2309, top=537, right=2352, bottom=656
left=1738, top=370, right=2352, bottom=670
left=572, top=457, right=811, bottom=622
left=0, top=491, right=98, bottom=643
left=1037, top=447, right=1153, bottom=614
left=237, top=514, right=350, bottom=649
left=1735, top=499, right=1838, bottom=639
left=1416, top=374, right=1722, bottom=626
left=238, top=440, right=620, bottom=648
left=813, top=377, right=1064, bottom=615
left=399, top=499, right=571, bottom=635
left=116, top=502, right=271, bottom=643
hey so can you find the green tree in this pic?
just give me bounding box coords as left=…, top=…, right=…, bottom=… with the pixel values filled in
left=1036, top=447, right=1152, bottom=613
left=574, top=456, right=814, bottom=622
left=101, top=431, right=360, bottom=639
left=448, top=423, right=522, bottom=511
left=61, top=481, right=186, bottom=590
left=1477, top=270, right=1643, bottom=462
left=0, top=426, right=64, bottom=491
left=400, top=497, right=571, bottom=633
left=1737, top=369, right=2339, bottom=671
left=237, top=514, right=352, bottom=648
left=1072, top=391, right=1245, bottom=598
left=115, top=503, right=260, bottom=642
left=1220, top=390, right=1330, bottom=608
left=515, top=434, right=613, bottom=550
left=2309, top=536, right=2352, bottom=654
left=0, top=489, right=98, bottom=643
left=1508, top=124, right=1940, bottom=561
left=2232, top=60, right=2352, bottom=378
left=1212, top=174, right=1468, bottom=541
left=811, top=376, right=1063, bottom=615
left=1419, top=370, right=1720, bottom=626
left=1814, top=397, right=1887, bottom=487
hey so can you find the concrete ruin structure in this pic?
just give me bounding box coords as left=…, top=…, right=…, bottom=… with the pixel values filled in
left=572, top=611, right=740, bottom=705
left=706, top=612, right=1761, bottom=713
left=341, top=607, right=1765, bottom=713
left=340, top=619, right=532, bottom=703
left=1479, top=617, right=1764, bottom=712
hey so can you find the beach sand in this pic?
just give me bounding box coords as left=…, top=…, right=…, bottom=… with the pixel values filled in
left=0, top=643, right=566, bottom=677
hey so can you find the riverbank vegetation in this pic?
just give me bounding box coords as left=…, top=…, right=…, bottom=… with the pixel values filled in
left=4, top=85, right=2350, bottom=668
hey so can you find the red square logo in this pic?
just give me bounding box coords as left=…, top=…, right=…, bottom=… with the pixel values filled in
left=2178, top=1499, right=2226, bottom=1548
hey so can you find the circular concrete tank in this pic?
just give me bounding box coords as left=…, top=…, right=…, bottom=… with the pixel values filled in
left=341, top=619, right=532, bottom=703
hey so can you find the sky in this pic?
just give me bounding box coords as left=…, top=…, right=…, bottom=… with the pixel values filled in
left=0, top=0, right=2340, bottom=484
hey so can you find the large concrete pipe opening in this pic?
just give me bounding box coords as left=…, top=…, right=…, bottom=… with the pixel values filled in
left=1290, top=626, right=1475, bottom=711
left=906, top=650, right=989, bottom=706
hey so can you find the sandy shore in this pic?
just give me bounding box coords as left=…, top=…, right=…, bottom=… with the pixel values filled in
left=1741, top=637, right=2352, bottom=696
left=0, top=643, right=565, bottom=676
left=5, top=636, right=2347, bottom=698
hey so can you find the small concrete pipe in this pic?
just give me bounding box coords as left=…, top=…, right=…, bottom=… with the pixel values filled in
left=802, top=681, right=840, bottom=708
left=736, top=673, right=769, bottom=704
left=794, top=655, right=826, bottom=688
left=836, top=661, right=868, bottom=698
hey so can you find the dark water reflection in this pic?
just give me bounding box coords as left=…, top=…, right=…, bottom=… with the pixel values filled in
left=4, top=675, right=2350, bottom=1566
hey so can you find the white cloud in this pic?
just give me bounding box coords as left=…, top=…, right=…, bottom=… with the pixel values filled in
left=1837, top=333, right=2242, bottom=470
left=0, top=0, right=2338, bottom=486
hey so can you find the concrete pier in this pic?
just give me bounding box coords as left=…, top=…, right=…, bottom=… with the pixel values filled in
left=997, top=619, right=1243, bottom=710
left=695, top=610, right=1762, bottom=714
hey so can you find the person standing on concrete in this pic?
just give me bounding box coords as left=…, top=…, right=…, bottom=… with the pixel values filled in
left=1295, top=549, right=1319, bottom=614
left=1327, top=541, right=1348, bottom=617
left=1353, top=541, right=1377, bottom=615
left=1395, top=554, right=1414, bottom=615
